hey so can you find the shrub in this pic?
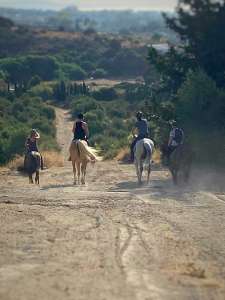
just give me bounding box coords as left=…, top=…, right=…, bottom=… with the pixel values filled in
left=28, top=75, right=41, bottom=88
left=92, top=87, right=118, bottom=101
left=61, top=63, right=87, bottom=80
left=70, top=96, right=104, bottom=118
left=29, top=83, right=54, bottom=101
left=92, top=68, right=108, bottom=79
left=176, top=70, right=225, bottom=165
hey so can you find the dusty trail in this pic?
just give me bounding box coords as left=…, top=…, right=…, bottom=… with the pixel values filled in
left=0, top=108, right=225, bottom=300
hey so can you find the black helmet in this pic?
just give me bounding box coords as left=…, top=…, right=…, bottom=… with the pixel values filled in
left=136, top=111, right=143, bottom=119
left=77, top=113, right=84, bottom=120
left=169, top=120, right=177, bottom=126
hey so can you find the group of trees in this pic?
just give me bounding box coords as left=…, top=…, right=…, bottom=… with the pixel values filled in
left=147, top=0, right=225, bottom=165
left=54, top=81, right=89, bottom=103
left=0, top=15, right=150, bottom=88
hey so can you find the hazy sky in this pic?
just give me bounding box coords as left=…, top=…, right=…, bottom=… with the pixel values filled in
left=0, top=0, right=177, bottom=11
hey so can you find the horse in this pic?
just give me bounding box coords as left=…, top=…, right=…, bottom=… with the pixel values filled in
left=134, top=138, right=154, bottom=184
left=161, top=143, right=193, bottom=185
left=69, top=139, right=98, bottom=185
left=24, top=153, right=40, bottom=184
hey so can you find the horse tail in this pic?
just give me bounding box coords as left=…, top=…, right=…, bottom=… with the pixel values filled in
left=76, top=140, right=81, bottom=158
left=77, top=140, right=100, bottom=161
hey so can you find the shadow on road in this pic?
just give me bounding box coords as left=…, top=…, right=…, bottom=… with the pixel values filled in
left=41, top=183, right=76, bottom=190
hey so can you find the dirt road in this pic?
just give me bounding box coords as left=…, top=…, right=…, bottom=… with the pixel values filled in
left=0, top=108, right=225, bottom=300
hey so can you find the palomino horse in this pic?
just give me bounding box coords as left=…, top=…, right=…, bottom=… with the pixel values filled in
left=134, top=138, right=154, bottom=184
left=161, top=143, right=193, bottom=185
left=24, top=153, right=40, bottom=184
left=69, top=140, right=98, bottom=185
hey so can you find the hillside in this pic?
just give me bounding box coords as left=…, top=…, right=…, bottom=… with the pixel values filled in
left=0, top=7, right=176, bottom=40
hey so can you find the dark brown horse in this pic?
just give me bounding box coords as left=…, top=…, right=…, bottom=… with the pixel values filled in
left=24, top=154, right=40, bottom=184
left=161, top=143, right=194, bottom=184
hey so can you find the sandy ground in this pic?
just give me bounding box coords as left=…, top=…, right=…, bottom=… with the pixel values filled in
left=0, top=108, right=225, bottom=300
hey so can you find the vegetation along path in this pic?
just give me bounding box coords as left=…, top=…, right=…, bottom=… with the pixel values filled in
left=0, top=108, right=225, bottom=300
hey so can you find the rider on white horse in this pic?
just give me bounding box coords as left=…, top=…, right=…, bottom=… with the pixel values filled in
left=134, top=138, right=154, bottom=184
left=130, top=111, right=150, bottom=162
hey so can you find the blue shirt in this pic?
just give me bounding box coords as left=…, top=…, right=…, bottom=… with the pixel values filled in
left=136, top=119, right=149, bottom=137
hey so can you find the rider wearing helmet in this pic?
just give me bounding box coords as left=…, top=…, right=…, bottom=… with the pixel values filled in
left=73, top=113, right=89, bottom=144
left=167, top=120, right=184, bottom=155
left=130, top=111, right=149, bottom=162
left=25, top=129, right=43, bottom=170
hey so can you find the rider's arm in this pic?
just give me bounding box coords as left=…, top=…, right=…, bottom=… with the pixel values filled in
left=132, top=127, right=138, bottom=137
left=35, top=132, right=40, bottom=139
left=72, top=122, right=76, bottom=133
left=168, top=130, right=174, bottom=146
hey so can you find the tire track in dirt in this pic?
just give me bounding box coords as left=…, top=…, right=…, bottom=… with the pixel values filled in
left=0, top=108, right=225, bottom=300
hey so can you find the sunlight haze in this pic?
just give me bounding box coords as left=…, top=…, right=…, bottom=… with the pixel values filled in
left=0, top=0, right=177, bottom=11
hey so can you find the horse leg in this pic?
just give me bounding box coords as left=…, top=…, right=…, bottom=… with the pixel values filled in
left=184, top=165, right=191, bottom=182
left=147, top=164, right=151, bottom=184
left=72, top=161, right=77, bottom=185
left=140, top=162, right=143, bottom=184
left=29, top=173, right=33, bottom=184
left=171, top=168, right=178, bottom=185
left=135, top=160, right=141, bottom=184
left=76, top=162, right=81, bottom=184
left=81, top=162, right=87, bottom=185
left=35, top=171, right=40, bottom=185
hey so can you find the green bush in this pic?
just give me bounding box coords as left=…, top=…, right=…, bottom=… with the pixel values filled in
left=92, top=87, right=118, bottom=101
left=70, top=96, right=104, bottom=118
left=61, top=63, right=87, bottom=80
left=92, top=68, right=108, bottom=79
left=29, top=83, right=54, bottom=101
left=176, top=70, right=225, bottom=165
left=0, top=94, right=58, bottom=165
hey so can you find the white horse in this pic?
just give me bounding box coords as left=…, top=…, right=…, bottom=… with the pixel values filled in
left=134, top=138, right=154, bottom=184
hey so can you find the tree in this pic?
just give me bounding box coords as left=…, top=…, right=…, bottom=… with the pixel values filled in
left=176, top=69, right=225, bottom=164
left=54, top=81, right=67, bottom=102
left=164, top=0, right=225, bottom=87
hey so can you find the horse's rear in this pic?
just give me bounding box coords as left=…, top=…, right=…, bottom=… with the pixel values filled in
left=69, top=140, right=98, bottom=185
left=24, top=154, right=40, bottom=184
left=134, top=139, right=154, bottom=184
left=167, top=144, right=193, bottom=184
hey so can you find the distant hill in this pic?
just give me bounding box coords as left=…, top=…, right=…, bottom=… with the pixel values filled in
left=0, top=7, right=176, bottom=41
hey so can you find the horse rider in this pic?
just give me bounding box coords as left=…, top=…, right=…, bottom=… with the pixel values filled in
left=130, top=111, right=149, bottom=162
left=25, top=129, right=43, bottom=170
left=73, top=113, right=89, bottom=144
left=167, top=120, right=184, bottom=157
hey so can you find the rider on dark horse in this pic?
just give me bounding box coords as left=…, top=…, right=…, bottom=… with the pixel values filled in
left=25, top=129, right=43, bottom=170
left=167, top=120, right=184, bottom=158
left=130, top=111, right=150, bottom=162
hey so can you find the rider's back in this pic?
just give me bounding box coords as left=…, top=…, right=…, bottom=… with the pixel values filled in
left=74, top=121, right=86, bottom=140
left=136, top=119, right=149, bottom=137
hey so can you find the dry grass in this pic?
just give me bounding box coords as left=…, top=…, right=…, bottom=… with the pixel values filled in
left=42, top=151, right=64, bottom=168
left=152, top=149, right=161, bottom=165
left=116, top=147, right=130, bottom=162
left=6, top=151, right=64, bottom=171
